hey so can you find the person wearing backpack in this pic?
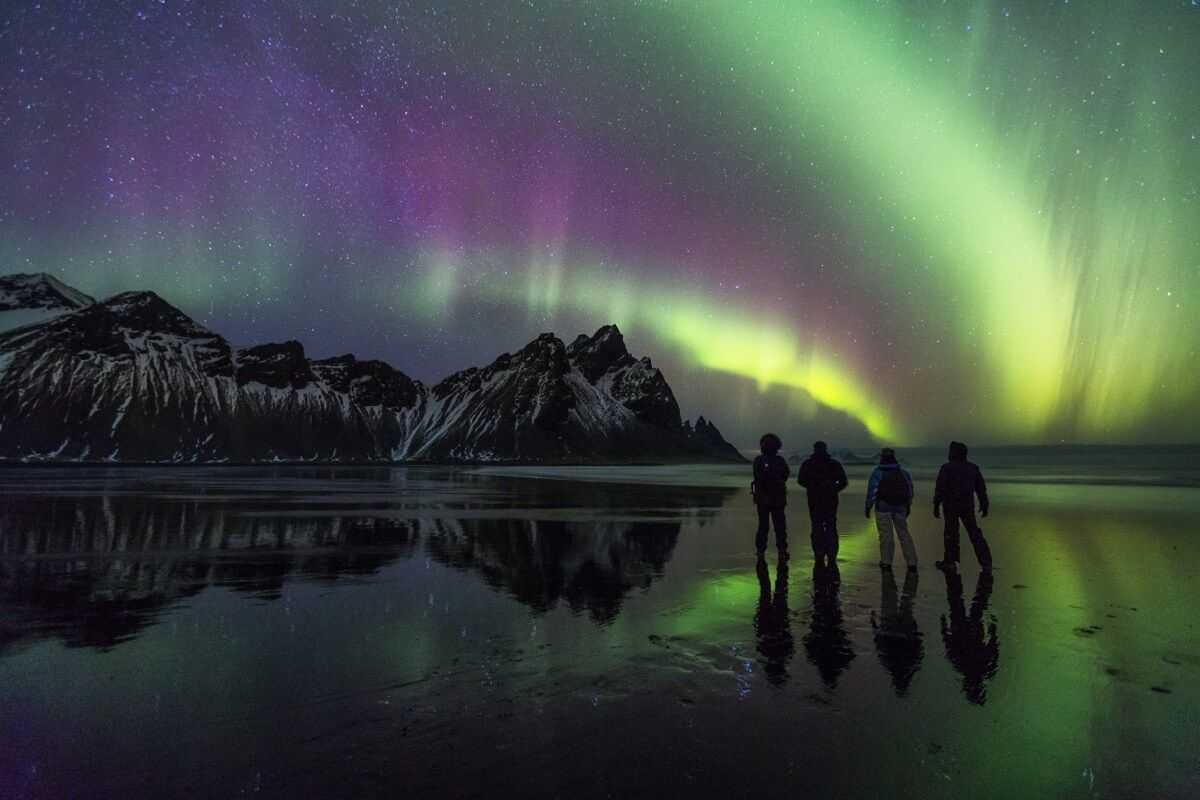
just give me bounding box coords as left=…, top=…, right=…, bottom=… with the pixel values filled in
left=751, top=433, right=791, bottom=559
left=865, top=448, right=918, bottom=571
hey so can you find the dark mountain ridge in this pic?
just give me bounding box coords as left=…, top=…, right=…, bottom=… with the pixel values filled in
left=0, top=272, right=96, bottom=333
left=0, top=274, right=743, bottom=464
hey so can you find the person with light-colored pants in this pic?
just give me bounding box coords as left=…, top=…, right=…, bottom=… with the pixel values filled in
left=864, top=448, right=918, bottom=570
left=875, top=509, right=918, bottom=569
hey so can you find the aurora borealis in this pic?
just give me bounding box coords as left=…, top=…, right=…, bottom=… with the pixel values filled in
left=2, top=1, right=1197, bottom=445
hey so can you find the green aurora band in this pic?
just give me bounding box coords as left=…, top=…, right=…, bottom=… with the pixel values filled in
left=391, top=1, right=1197, bottom=444
left=635, top=0, right=1196, bottom=442
left=397, top=250, right=898, bottom=440
left=6, top=1, right=1196, bottom=445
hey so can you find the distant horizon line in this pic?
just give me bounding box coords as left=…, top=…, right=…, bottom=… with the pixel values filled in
left=739, top=442, right=1200, bottom=452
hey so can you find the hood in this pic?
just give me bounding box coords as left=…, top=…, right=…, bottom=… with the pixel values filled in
left=759, top=433, right=782, bottom=454
left=948, top=441, right=969, bottom=461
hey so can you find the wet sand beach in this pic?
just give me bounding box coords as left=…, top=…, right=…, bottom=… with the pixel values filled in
left=1, top=458, right=1197, bottom=799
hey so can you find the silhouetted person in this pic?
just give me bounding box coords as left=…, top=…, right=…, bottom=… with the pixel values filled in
left=940, top=570, right=999, bottom=705
left=803, top=561, right=854, bottom=689
left=751, top=433, right=790, bottom=558
left=933, top=441, right=992, bottom=571
left=872, top=565, right=923, bottom=696
left=865, top=447, right=918, bottom=570
left=796, top=441, right=848, bottom=565
left=754, top=557, right=794, bottom=686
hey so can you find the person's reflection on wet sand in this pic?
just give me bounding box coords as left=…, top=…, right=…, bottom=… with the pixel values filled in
left=754, top=557, right=795, bottom=686
left=803, top=563, right=855, bottom=689
left=940, top=570, right=999, bottom=704
left=871, top=566, right=924, bottom=696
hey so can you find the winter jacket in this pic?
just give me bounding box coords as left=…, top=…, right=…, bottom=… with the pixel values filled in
left=933, top=441, right=989, bottom=514
left=753, top=453, right=791, bottom=508
left=796, top=454, right=849, bottom=513
left=866, top=463, right=914, bottom=515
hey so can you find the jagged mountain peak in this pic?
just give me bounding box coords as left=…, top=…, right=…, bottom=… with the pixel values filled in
left=236, top=341, right=315, bottom=389
left=567, top=324, right=636, bottom=382
left=317, top=353, right=356, bottom=365
left=0, top=276, right=743, bottom=464
left=569, top=323, right=624, bottom=347
left=462, top=332, right=571, bottom=385
left=522, top=332, right=569, bottom=363
left=0, top=286, right=227, bottom=365
left=563, top=323, right=680, bottom=430
left=521, top=332, right=568, bottom=357
left=0, top=272, right=96, bottom=333
left=93, top=290, right=216, bottom=339
left=311, top=353, right=421, bottom=410
left=0, top=272, right=96, bottom=311
left=101, top=290, right=186, bottom=316
left=103, top=289, right=166, bottom=307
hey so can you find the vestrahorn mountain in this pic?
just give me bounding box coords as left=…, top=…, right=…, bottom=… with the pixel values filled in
left=0, top=273, right=743, bottom=463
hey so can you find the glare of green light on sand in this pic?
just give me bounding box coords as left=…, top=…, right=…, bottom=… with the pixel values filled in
left=661, top=518, right=877, bottom=643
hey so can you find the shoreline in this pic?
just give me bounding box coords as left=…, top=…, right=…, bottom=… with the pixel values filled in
left=1, top=459, right=1197, bottom=490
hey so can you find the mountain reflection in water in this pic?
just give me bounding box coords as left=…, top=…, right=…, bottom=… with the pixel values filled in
left=0, top=468, right=734, bottom=654
left=1, top=465, right=1197, bottom=799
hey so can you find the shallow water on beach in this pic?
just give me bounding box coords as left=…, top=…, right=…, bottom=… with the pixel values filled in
left=1, top=462, right=1197, bottom=799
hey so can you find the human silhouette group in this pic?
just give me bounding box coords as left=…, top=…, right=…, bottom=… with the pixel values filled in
left=751, top=436, right=993, bottom=573
left=751, top=436, right=999, bottom=700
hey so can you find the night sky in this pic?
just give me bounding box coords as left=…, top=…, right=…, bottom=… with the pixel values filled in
left=2, top=1, right=1198, bottom=446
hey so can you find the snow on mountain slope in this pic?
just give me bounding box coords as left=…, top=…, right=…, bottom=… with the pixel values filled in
left=0, top=278, right=743, bottom=463
left=0, top=272, right=95, bottom=333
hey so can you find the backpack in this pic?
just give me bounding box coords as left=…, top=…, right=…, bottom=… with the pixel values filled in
left=758, top=455, right=787, bottom=486
left=877, top=468, right=909, bottom=506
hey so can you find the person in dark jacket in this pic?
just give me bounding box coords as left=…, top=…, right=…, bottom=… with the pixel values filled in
left=796, top=441, right=849, bottom=565
left=752, top=433, right=790, bottom=558
left=865, top=448, right=918, bottom=570
left=933, top=441, right=993, bottom=571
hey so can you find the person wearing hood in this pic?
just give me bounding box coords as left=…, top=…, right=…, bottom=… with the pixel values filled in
left=865, top=448, right=918, bottom=570
left=933, top=441, right=993, bottom=572
left=752, top=433, right=791, bottom=558
left=796, top=441, right=849, bottom=565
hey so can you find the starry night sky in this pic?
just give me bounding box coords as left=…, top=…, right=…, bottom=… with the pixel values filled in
left=2, top=1, right=1198, bottom=446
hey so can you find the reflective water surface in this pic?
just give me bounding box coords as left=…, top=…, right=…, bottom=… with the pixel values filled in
left=1, top=465, right=1197, bottom=798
